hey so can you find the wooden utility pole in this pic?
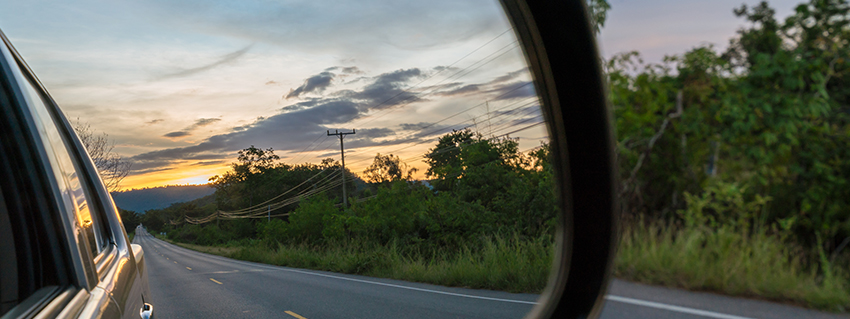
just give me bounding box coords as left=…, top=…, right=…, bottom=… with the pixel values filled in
left=327, top=129, right=356, bottom=207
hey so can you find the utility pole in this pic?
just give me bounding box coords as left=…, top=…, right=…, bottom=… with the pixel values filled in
left=327, top=129, right=356, bottom=208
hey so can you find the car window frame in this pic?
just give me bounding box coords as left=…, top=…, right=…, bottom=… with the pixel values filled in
left=0, top=31, right=87, bottom=318
left=1, top=32, right=127, bottom=284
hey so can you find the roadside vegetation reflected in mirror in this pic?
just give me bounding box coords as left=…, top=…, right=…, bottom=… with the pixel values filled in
left=0, top=1, right=560, bottom=318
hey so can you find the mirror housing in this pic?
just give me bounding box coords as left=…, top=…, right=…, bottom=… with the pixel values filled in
left=499, top=1, right=619, bottom=319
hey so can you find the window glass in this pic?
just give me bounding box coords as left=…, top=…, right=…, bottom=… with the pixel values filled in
left=19, top=74, right=105, bottom=258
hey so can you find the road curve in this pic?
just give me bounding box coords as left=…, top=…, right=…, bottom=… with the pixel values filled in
left=133, top=228, right=846, bottom=319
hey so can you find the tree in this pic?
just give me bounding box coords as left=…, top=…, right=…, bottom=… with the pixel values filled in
left=587, top=0, right=611, bottom=34
left=363, top=153, right=417, bottom=184
left=209, top=146, right=281, bottom=209
left=72, top=119, right=131, bottom=192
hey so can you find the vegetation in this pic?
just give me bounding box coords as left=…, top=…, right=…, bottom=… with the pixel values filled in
left=72, top=118, right=131, bottom=192
left=138, top=132, right=557, bottom=293
left=127, top=0, right=850, bottom=312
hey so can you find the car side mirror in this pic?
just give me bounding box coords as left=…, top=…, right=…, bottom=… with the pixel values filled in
left=499, top=1, right=618, bottom=319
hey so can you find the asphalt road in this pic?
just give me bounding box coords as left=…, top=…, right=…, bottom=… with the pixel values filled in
left=133, top=228, right=847, bottom=319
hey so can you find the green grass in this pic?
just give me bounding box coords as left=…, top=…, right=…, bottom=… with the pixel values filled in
left=615, top=219, right=850, bottom=312
left=177, top=234, right=553, bottom=293
left=128, top=231, right=135, bottom=243
left=160, top=220, right=849, bottom=312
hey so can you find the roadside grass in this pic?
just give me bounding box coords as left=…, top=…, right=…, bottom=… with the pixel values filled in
left=176, top=233, right=553, bottom=293
left=128, top=231, right=134, bottom=243
left=615, top=219, right=850, bottom=312
left=156, top=222, right=849, bottom=312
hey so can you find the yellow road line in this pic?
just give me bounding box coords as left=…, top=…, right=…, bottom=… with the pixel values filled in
left=174, top=261, right=177, bottom=264
left=186, top=267, right=192, bottom=270
left=209, top=278, right=223, bottom=285
left=285, top=310, right=307, bottom=319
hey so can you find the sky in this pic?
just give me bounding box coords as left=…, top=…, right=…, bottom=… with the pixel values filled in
left=0, top=0, right=804, bottom=190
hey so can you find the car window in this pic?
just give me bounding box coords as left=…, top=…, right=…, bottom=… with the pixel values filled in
left=17, top=69, right=109, bottom=261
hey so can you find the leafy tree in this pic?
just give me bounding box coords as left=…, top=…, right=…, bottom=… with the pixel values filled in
left=587, top=0, right=611, bottom=34
left=362, top=153, right=417, bottom=184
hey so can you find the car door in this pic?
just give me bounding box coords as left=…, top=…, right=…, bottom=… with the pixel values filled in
left=0, top=29, right=149, bottom=319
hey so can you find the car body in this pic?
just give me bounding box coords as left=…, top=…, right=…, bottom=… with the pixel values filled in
left=0, top=29, right=153, bottom=319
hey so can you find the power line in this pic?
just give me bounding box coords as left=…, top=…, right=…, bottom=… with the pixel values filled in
left=343, top=92, right=537, bottom=167
left=356, top=41, right=520, bottom=127
left=355, top=28, right=514, bottom=128
left=287, top=135, right=328, bottom=165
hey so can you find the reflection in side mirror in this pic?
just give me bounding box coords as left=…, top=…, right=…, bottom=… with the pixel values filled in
left=0, top=1, right=619, bottom=319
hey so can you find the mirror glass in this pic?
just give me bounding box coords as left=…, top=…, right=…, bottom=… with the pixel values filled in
left=1, top=1, right=558, bottom=318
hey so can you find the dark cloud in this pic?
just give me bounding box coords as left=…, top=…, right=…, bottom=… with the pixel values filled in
left=190, top=160, right=227, bottom=166
left=348, top=68, right=423, bottom=109
left=137, top=98, right=362, bottom=163
left=341, top=66, right=363, bottom=74
left=285, top=71, right=335, bottom=99
left=489, top=68, right=529, bottom=84
left=487, top=81, right=536, bottom=100
left=145, top=119, right=164, bottom=125
left=163, top=131, right=191, bottom=138
left=163, top=117, right=222, bottom=139
left=132, top=67, right=445, bottom=174
left=281, top=98, right=321, bottom=112
left=433, top=65, right=460, bottom=72
left=157, top=44, right=253, bottom=80
left=194, top=118, right=221, bottom=127
left=265, top=80, right=278, bottom=85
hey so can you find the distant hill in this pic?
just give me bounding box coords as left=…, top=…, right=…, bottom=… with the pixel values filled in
left=111, top=184, right=215, bottom=212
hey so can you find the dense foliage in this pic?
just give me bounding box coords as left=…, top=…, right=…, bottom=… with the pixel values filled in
left=139, top=131, right=557, bottom=254
left=613, top=0, right=850, bottom=257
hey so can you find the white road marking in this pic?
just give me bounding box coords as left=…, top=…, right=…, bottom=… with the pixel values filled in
left=605, top=296, right=755, bottom=319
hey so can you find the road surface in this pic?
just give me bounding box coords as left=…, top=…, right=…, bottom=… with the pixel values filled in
left=133, top=228, right=846, bottom=319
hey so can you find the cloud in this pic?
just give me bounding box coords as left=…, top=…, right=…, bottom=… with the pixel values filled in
left=399, top=122, right=431, bottom=130
left=163, top=131, right=191, bottom=138
left=134, top=0, right=506, bottom=57
left=487, top=81, right=536, bottom=100
left=285, top=71, right=335, bottom=99
left=347, top=68, right=423, bottom=109
left=194, top=118, right=221, bottom=127
left=145, top=119, right=164, bottom=125
left=131, top=65, right=532, bottom=175
left=433, top=65, right=460, bottom=72
left=163, top=117, right=222, bottom=139
left=341, top=66, right=363, bottom=74
left=156, top=44, right=253, bottom=80
left=435, top=84, right=480, bottom=96
left=134, top=68, right=429, bottom=168
left=488, top=68, right=528, bottom=84
left=190, top=160, right=227, bottom=166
